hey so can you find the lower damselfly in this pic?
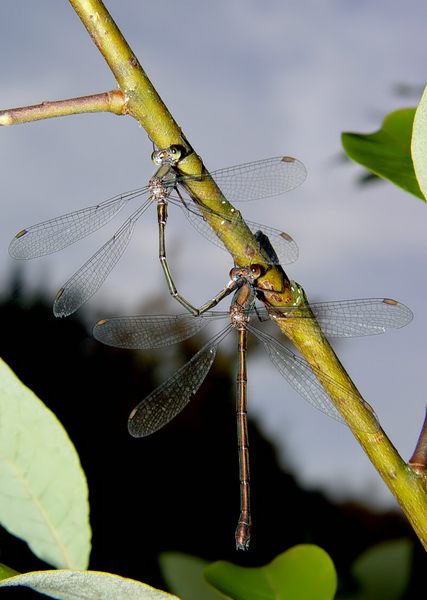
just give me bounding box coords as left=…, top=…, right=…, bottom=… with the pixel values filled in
left=93, top=265, right=412, bottom=550
left=9, top=147, right=306, bottom=317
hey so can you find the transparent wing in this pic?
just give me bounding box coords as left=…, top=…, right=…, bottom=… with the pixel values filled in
left=260, top=298, right=413, bottom=337
left=248, top=325, right=378, bottom=430
left=9, top=155, right=304, bottom=260
left=128, top=329, right=230, bottom=437
left=93, top=313, right=211, bottom=349
left=94, top=296, right=412, bottom=352
left=53, top=205, right=151, bottom=317
left=182, top=203, right=298, bottom=265
left=248, top=223, right=298, bottom=264
left=177, top=156, right=307, bottom=203
left=9, top=186, right=148, bottom=259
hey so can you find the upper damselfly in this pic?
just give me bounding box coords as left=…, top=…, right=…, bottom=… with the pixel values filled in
left=9, top=147, right=306, bottom=316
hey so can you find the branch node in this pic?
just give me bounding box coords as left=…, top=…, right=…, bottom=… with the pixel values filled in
left=408, top=407, right=427, bottom=476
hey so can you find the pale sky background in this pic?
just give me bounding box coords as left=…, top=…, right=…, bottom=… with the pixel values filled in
left=1, top=0, right=426, bottom=509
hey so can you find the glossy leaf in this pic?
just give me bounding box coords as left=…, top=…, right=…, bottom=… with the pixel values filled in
left=411, top=85, right=427, bottom=200
left=205, top=545, right=337, bottom=600
left=159, top=552, right=224, bottom=600
left=0, top=357, right=91, bottom=569
left=0, top=570, right=179, bottom=599
left=342, top=108, right=424, bottom=200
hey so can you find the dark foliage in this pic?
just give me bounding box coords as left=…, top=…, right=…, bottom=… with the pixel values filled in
left=0, top=276, right=423, bottom=597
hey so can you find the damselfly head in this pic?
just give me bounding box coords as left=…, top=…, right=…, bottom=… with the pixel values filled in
left=249, top=264, right=263, bottom=279
left=229, top=266, right=249, bottom=282
left=229, top=264, right=264, bottom=284
left=151, top=145, right=183, bottom=166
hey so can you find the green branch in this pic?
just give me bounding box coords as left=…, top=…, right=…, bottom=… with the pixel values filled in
left=275, top=298, right=427, bottom=548
left=67, top=0, right=288, bottom=293
left=2, top=0, right=425, bottom=549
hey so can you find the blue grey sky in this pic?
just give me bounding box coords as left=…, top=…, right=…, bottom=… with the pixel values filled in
left=1, top=0, right=426, bottom=508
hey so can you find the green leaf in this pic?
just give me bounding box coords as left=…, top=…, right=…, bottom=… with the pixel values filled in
left=340, top=539, right=412, bottom=600
left=0, top=357, right=91, bottom=569
left=205, top=545, right=337, bottom=600
left=342, top=108, right=425, bottom=200
left=411, top=84, right=427, bottom=200
left=159, top=552, right=225, bottom=600
left=0, top=570, right=179, bottom=600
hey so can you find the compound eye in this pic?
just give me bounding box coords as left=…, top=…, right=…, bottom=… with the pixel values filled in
left=151, top=150, right=162, bottom=165
left=250, top=264, right=262, bottom=278
left=169, top=145, right=182, bottom=161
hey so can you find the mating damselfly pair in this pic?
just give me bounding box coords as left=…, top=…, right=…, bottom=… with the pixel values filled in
left=9, top=147, right=413, bottom=550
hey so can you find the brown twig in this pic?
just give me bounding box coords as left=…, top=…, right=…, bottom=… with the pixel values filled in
left=0, top=90, right=125, bottom=126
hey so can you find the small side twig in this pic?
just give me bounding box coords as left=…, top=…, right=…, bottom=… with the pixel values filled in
left=0, top=90, right=126, bottom=126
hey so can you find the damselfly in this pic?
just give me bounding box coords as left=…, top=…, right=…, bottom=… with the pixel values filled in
left=93, top=265, right=412, bottom=550
left=9, top=147, right=306, bottom=316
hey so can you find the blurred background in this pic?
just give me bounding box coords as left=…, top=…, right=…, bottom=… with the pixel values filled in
left=0, top=0, right=426, bottom=593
